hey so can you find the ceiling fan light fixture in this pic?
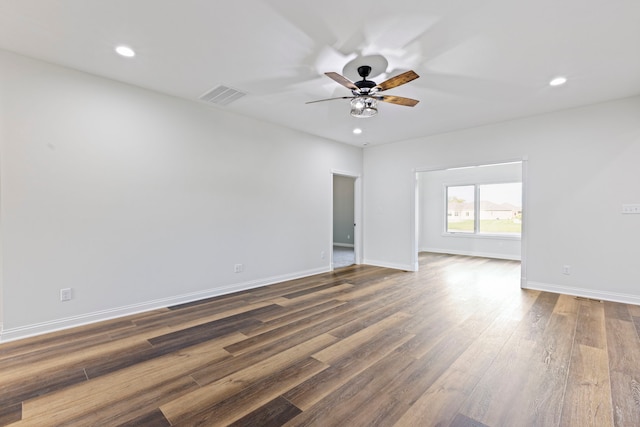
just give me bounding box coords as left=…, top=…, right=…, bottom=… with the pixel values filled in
left=350, top=97, right=378, bottom=118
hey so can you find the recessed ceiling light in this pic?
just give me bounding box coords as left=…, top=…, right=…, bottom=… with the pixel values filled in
left=115, top=45, right=135, bottom=58
left=353, top=128, right=363, bottom=135
left=549, top=76, right=567, bottom=87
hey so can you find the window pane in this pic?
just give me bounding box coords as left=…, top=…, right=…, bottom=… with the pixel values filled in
left=478, top=183, right=522, bottom=234
left=447, top=185, right=475, bottom=232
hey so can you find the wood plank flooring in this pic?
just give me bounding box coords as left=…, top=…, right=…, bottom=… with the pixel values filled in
left=1, top=252, right=640, bottom=426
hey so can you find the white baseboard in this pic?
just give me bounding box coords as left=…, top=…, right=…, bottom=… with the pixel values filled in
left=525, top=281, right=640, bottom=306
left=419, top=247, right=521, bottom=261
left=362, top=258, right=416, bottom=272
left=333, top=243, right=354, bottom=248
left=0, top=266, right=331, bottom=343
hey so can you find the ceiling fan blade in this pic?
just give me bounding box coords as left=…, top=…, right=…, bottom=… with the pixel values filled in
left=374, top=70, right=420, bottom=91
left=378, top=95, right=420, bottom=107
left=306, top=96, right=355, bottom=104
left=324, top=72, right=359, bottom=91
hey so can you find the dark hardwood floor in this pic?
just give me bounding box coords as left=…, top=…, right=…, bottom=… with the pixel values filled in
left=1, top=252, right=640, bottom=426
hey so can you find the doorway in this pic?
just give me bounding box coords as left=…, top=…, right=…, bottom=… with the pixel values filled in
left=332, top=174, right=358, bottom=269
left=413, top=159, right=527, bottom=286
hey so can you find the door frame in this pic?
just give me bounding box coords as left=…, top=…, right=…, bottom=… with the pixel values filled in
left=331, top=170, right=362, bottom=270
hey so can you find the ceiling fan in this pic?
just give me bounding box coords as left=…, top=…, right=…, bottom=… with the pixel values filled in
left=306, top=65, right=420, bottom=118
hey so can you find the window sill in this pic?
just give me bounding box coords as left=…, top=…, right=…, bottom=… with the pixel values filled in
left=442, top=232, right=521, bottom=241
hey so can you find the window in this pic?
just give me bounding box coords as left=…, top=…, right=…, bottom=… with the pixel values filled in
left=446, top=183, right=522, bottom=236
left=478, top=183, right=522, bottom=234
left=447, top=185, right=475, bottom=233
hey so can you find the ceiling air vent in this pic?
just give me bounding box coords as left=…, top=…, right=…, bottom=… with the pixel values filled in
left=199, top=85, right=246, bottom=106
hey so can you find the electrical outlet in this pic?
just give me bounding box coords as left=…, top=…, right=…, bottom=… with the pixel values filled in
left=60, top=288, right=72, bottom=301
left=562, top=265, right=571, bottom=275
left=320, top=251, right=325, bottom=259
left=234, top=264, right=243, bottom=273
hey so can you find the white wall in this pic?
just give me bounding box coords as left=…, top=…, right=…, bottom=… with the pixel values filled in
left=364, top=96, right=640, bottom=304
left=0, top=50, right=362, bottom=341
left=419, top=162, right=522, bottom=260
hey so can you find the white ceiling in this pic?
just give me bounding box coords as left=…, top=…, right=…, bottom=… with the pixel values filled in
left=1, top=0, right=639, bottom=146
